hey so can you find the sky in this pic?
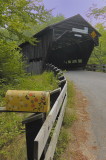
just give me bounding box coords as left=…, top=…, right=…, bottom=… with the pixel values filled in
left=43, top=0, right=106, bottom=25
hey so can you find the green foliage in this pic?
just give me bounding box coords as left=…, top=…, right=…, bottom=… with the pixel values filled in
left=63, top=109, right=77, bottom=127
left=87, top=5, right=106, bottom=22
left=67, top=81, right=75, bottom=108
left=88, top=23, right=106, bottom=64
left=29, top=14, right=65, bottom=35
left=63, top=81, right=77, bottom=127
left=11, top=71, right=58, bottom=91
left=0, top=134, right=27, bottom=160
left=87, top=3, right=106, bottom=65
left=46, top=14, right=65, bottom=25
left=0, top=0, right=50, bottom=43
left=0, top=40, right=25, bottom=83
left=0, top=112, right=25, bottom=149
left=54, top=128, right=70, bottom=160
left=0, top=0, right=50, bottom=84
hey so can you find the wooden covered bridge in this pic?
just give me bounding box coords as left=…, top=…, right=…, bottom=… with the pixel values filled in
left=20, top=14, right=101, bottom=74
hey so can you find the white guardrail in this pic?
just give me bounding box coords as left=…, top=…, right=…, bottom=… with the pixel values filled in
left=34, top=64, right=67, bottom=160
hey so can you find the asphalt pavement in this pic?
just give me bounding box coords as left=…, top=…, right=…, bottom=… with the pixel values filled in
left=65, top=71, right=106, bottom=160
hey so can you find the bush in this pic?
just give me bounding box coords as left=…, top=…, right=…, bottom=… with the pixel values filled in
left=0, top=40, right=25, bottom=83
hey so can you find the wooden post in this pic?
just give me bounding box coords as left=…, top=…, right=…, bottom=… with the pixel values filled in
left=93, top=64, right=96, bottom=71
left=58, top=75, right=65, bottom=81
left=53, top=69, right=61, bottom=76
left=22, top=113, right=45, bottom=160
left=50, top=88, right=61, bottom=107
left=103, top=65, right=105, bottom=72
left=59, top=79, right=66, bottom=89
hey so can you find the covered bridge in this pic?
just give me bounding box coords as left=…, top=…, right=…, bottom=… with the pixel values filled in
left=20, top=14, right=101, bottom=74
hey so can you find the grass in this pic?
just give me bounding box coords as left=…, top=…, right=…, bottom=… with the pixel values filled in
left=0, top=72, right=58, bottom=106
left=63, top=109, right=76, bottom=127
left=0, top=71, right=58, bottom=160
left=0, top=134, right=27, bottom=160
left=54, top=81, right=77, bottom=160
left=54, top=128, right=70, bottom=160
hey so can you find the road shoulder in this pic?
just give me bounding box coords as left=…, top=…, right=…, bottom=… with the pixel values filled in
left=60, top=85, right=97, bottom=160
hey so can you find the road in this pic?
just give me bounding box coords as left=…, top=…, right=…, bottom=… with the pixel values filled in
left=65, top=71, right=106, bottom=160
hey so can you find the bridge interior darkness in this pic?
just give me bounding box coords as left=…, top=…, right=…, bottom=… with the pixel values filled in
left=47, top=30, right=95, bottom=69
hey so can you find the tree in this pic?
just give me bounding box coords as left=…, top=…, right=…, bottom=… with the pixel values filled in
left=30, top=14, right=65, bottom=35
left=87, top=4, right=106, bottom=64
left=88, top=5, right=106, bottom=19
left=87, top=4, right=106, bottom=24
left=0, top=0, right=50, bottom=83
left=88, top=23, right=106, bottom=64
left=0, top=0, right=50, bottom=43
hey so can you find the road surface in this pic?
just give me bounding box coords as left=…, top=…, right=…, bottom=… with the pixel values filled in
left=65, top=71, right=106, bottom=160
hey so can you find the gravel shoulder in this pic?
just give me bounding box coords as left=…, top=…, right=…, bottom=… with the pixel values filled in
left=60, top=85, right=97, bottom=160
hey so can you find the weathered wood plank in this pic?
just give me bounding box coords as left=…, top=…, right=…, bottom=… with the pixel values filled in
left=44, top=94, right=67, bottom=160
left=34, top=82, right=67, bottom=160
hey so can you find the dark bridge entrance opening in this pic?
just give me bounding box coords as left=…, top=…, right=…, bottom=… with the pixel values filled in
left=47, top=21, right=99, bottom=70
left=47, top=35, right=95, bottom=69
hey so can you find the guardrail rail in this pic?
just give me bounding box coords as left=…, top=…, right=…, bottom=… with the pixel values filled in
left=86, top=64, right=106, bottom=72
left=23, top=64, right=67, bottom=160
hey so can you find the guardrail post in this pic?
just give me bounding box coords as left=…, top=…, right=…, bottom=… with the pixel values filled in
left=103, top=65, right=105, bottom=72
left=92, top=64, right=96, bottom=71
left=58, top=75, right=65, bottom=81
left=59, top=79, right=66, bottom=89
left=22, top=113, right=46, bottom=160
left=50, top=88, right=61, bottom=107
left=86, top=64, right=106, bottom=72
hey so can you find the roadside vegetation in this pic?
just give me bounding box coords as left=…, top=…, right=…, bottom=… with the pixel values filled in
left=88, top=23, right=106, bottom=64
left=0, top=72, right=58, bottom=160
left=87, top=6, right=106, bottom=64
left=54, top=81, right=77, bottom=160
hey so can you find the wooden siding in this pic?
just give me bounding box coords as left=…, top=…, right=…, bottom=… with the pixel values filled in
left=21, top=29, right=53, bottom=74
left=27, top=61, right=43, bottom=74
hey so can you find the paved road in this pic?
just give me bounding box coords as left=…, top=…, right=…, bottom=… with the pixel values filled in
left=65, top=71, right=106, bottom=160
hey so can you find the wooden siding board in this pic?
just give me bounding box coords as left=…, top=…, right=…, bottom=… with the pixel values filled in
left=27, top=62, right=43, bottom=74
left=20, top=29, right=53, bottom=74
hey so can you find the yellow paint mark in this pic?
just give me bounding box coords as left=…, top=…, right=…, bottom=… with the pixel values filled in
left=91, top=31, right=97, bottom=38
